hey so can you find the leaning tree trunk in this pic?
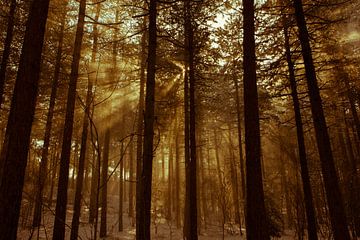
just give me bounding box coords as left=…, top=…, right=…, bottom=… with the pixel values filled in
left=0, top=0, right=16, bottom=109
left=136, top=0, right=157, bottom=238
left=293, top=1, right=350, bottom=239
left=283, top=23, right=318, bottom=240
left=52, top=0, right=86, bottom=239
left=242, top=0, right=269, bottom=239
left=0, top=0, right=51, bottom=238
left=32, top=4, right=68, bottom=227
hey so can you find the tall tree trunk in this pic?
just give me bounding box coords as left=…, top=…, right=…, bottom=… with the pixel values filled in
left=283, top=23, right=318, bottom=240
left=0, top=0, right=51, bottom=238
left=89, top=146, right=98, bottom=223
left=119, top=142, right=124, bottom=232
left=129, top=136, right=134, bottom=219
left=168, top=132, right=173, bottom=221
left=0, top=0, right=16, bottom=109
left=174, top=112, right=181, bottom=228
left=100, top=129, right=110, bottom=238
left=242, top=0, right=269, bottom=239
left=32, top=4, right=68, bottom=227
left=293, top=1, right=350, bottom=239
left=52, top=0, right=86, bottom=238
left=184, top=0, right=198, bottom=238
left=135, top=14, right=147, bottom=238
left=136, top=0, right=157, bottom=238
left=70, top=72, right=93, bottom=240
left=233, top=76, right=246, bottom=229
left=227, top=128, right=241, bottom=229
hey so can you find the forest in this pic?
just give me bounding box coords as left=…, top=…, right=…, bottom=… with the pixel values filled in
left=0, top=0, right=359, bottom=239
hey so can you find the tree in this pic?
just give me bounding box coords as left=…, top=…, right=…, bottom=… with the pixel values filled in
left=70, top=69, right=93, bottom=240
left=32, top=1, right=68, bottom=228
left=293, top=0, right=350, bottom=239
left=52, top=0, right=86, bottom=238
left=0, top=0, right=51, bottom=238
left=136, top=0, right=157, bottom=238
left=242, top=0, right=270, bottom=239
left=283, top=19, right=318, bottom=240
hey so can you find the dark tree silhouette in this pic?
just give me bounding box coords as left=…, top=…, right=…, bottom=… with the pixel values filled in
left=0, top=0, right=51, bottom=238
left=52, top=0, right=86, bottom=239
left=293, top=0, right=350, bottom=239
left=136, top=0, right=157, bottom=239
left=242, top=0, right=270, bottom=239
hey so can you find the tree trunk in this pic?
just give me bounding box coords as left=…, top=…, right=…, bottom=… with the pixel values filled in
left=70, top=71, right=93, bottom=240
left=135, top=14, right=147, bottom=239
left=32, top=4, right=67, bottom=227
left=227, top=128, right=241, bottom=229
left=293, top=1, right=350, bottom=239
left=0, top=0, right=16, bottom=109
left=175, top=113, right=181, bottom=228
left=129, top=136, right=134, bottom=219
left=283, top=23, right=318, bottom=240
left=0, top=0, right=51, bottom=238
left=136, top=0, right=157, bottom=238
left=119, top=142, right=124, bottom=232
left=168, top=132, right=174, bottom=221
left=100, top=129, right=110, bottom=238
left=184, top=0, right=198, bottom=238
left=242, top=0, right=269, bottom=239
left=52, top=0, right=86, bottom=238
left=233, top=76, right=246, bottom=231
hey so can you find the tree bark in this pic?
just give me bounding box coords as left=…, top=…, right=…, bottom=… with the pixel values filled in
left=100, top=129, right=110, bottom=238
left=70, top=71, right=93, bottom=240
left=242, top=0, right=269, bottom=239
left=0, top=0, right=51, bottom=238
left=136, top=1, right=157, bottom=238
left=184, top=0, right=198, bottom=238
left=119, top=142, right=124, bottom=232
left=283, top=23, right=318, bottom=240
left=32, top=3, right=68, bottom=227
left=52, top=0, right=86, bottom=238
left=135, top=13, right=147, bottom=238
left=233, top=76, right=246, bottom=229
left=293, top=1, right=350, bottom=239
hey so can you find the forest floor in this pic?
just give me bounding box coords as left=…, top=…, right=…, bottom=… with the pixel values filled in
left=17, top=195, right=303, bottom=240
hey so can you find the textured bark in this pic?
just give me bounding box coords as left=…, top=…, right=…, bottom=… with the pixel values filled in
left=293, top=1, right=350, bottom=239
left=70, top=73, right=93, bottom=240
left=100, top=129, right=110, bottom=238
left=32, top=4, right=67, bottom=227
left=52, top=0, right=86, bottom=238
left=0, top=0, right=16, bottom=109
left=242, top=0, right=269, bottom=239
left=0, top=0, right=51, bottom=238
left=283, top=23, right=318, bottom=240
left=136, top=1, right=157, bottom=238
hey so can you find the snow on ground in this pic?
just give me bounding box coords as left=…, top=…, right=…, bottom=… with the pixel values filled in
left=17, top=196, right=304, bottom=239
